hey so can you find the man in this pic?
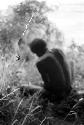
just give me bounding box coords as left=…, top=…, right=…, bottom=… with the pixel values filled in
left=51, top=48, right=72, bottom=94
left=29, top=39, right=72, bottom=103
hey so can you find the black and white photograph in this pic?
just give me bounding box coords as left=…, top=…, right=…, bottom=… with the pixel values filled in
left=0, top=0, right=84, bottom=124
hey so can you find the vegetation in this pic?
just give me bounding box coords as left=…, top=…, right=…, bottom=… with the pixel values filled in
left=0, top=0, right=84, bottom=125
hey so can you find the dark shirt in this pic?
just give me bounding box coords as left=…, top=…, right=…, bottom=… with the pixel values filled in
left=51, top=49, right=72, bottom=93
left=36, top=52, right=68, bottom=98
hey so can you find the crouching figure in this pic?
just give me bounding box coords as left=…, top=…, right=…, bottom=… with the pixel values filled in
left=29, top=39, right=72, bottom=104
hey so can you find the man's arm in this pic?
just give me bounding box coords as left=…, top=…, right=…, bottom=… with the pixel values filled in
left=36, top=61, right=50, bottom=84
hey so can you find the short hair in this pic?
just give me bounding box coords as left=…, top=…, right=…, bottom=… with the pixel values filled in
left=29, top=39, right=47, bottom=54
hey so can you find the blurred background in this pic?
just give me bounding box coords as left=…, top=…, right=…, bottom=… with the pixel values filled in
left=0, top=0, right=84, bottom=93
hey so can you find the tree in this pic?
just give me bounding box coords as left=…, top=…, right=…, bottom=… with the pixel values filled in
left=12, top=0, right=64, bottom=49
left=0, top=0, right=65, bottom=91
left=0, top=0, right=64, bottom=55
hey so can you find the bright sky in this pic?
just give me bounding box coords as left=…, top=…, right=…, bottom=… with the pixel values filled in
left=0, top=0, right=84, bottom=46
left=45, top=0, right=84, bottom=46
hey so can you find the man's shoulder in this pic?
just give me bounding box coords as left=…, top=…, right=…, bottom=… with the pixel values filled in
left=39, top=52, right=54, bottom=61
left=36, top=52, right=57, bottom=67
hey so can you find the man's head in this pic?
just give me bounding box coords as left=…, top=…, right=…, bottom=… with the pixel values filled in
left=29, top=39, right=47, bottom=57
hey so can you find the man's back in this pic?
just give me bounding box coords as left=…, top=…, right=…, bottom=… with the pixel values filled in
left=51, top=48, right=72, bottom=92
left=36, top=52, right=69, bottom=100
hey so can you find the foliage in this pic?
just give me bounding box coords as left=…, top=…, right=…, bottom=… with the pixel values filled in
left=0, top=86, right=84, bottom=125
left=0, top=0, right=84, bottom=125
left=0, top=0, right=65, bottom=92
left=12, top=0, right=64, bottom=48
left=67, top=41, right=84, bottom=90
